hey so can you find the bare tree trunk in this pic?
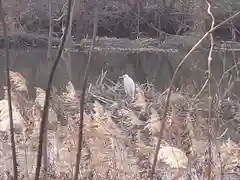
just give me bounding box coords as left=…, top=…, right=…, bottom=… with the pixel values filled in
left=34, top=0, right=73, bottom=179
left=62, top=0, right=75, bottom=83
left=0, top=1, right=18, bottom=180
left=73, top=6, right=99, bottom=180
left=42, top=0, right=53, bottom=179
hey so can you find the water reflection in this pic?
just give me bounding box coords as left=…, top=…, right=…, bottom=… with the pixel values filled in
left=0, top=48, right=239, bottom=98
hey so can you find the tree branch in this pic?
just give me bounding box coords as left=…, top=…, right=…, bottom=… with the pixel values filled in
left=206, top=1, right=215, bottom=179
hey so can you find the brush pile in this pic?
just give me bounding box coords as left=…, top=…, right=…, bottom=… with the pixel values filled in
left=0, top=71, right=239, bottom=180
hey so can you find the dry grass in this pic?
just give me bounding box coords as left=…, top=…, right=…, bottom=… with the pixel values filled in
left=0, top=71, right=239, bottom=180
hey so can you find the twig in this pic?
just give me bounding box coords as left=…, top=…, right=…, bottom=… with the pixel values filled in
left=149, top=10, right=240, bottom=180
left=192, top=79, right=209, bottom=101
left=53, top=14, right=65, bottom=22
left=53, top=2, right=68, bottom=22
left=0, top=1, right=18, bottom=180
left=230, top=21, right=240, bottom=79
left=34, top=0, right=73, bottom=179
left=47, top=0, right=53, bottom=61
left=137, top=1, right=140, bottom=39
left=73, top=6, right=99, bottom=180
left=223, top=78, right=235, bottom=98
left=88, top=91, right=115, bottom=104
left=206, top=1, right=215, bottom=179
left=216, top=128, right=228, bottom=140
left=218, top=61, right=240, bottom=87
left=95, top=70, right=107, bottom=87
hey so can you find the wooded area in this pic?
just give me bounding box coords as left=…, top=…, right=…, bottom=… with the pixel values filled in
left=2, top=0, right=240, bottom=41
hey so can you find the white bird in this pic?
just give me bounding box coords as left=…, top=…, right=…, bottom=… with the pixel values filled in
left=119, top=74, right=135, bottom=100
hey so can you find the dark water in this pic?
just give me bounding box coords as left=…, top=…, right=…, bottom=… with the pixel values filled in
left=0, top=48, right=240, bottom=97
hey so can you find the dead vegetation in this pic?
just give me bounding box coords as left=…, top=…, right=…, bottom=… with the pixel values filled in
left=0, top=71, right=239, bottom=180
